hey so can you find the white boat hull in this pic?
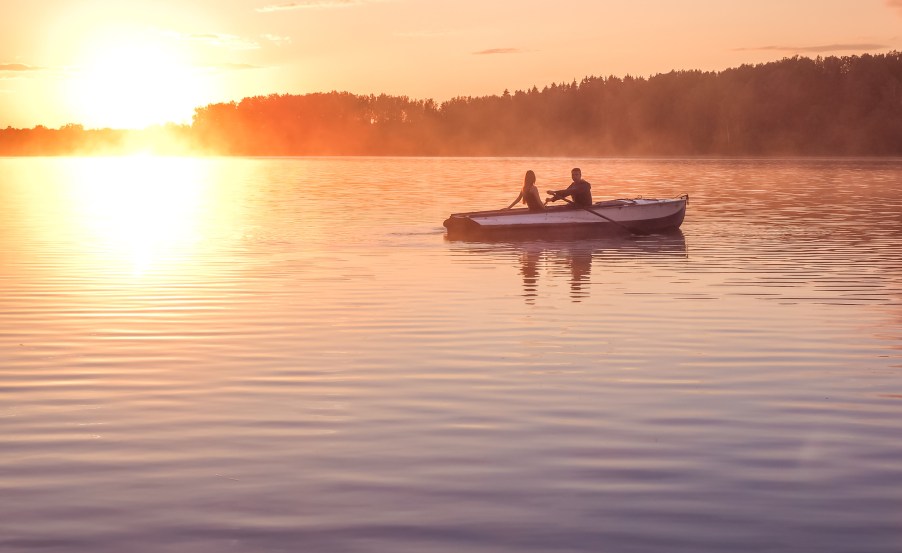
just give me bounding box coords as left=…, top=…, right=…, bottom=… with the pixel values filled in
left=444, top=197, right=687, bottom=239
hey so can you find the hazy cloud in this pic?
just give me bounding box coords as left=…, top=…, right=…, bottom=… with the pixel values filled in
left=473, top=48, right=523, bottom=55
left=211, top=63, right=264, bottom=71
left=181, top=32, right=261, bottom=50
left=262, top=34, right=292, bottom=45
left=168, top=30, right=289, bottom=49
left=0, top=63, right=40, bottom=71
left=396, top=29, right=463, bottom=38
left=256, top=0, right=363, bottom=12
left=735, top=43, right=887, bottom=53
left=888, top=0, right=902, bottom=14
left=0, top=63, right=43, bottom=79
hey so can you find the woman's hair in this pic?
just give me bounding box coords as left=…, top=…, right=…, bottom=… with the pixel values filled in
left=524, top=170, right=536, bottom=186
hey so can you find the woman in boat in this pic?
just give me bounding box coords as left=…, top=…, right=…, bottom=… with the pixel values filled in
left=506, top=170, right=545, bottom=212
left=548, top=167, right=592, bottom=206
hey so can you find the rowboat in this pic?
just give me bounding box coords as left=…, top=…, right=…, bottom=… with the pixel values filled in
left=443, top=195, right=688, bottom=239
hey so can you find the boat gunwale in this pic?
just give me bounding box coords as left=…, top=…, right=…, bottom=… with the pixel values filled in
left=443, top=196, right=687, bottom=239
left=446, top=197, right=686, bottom=220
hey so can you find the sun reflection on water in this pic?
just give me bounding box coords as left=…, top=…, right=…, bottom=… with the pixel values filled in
left=61, top=156, right=212, bottom=279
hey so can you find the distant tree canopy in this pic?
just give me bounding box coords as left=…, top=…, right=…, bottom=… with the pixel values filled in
left=0, top=124, right=194, bottom=156
left=3, top=52, right=902, bottom=156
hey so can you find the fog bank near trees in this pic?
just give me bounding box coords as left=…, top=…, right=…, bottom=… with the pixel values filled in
left=3, top=53, right=901, bottom=156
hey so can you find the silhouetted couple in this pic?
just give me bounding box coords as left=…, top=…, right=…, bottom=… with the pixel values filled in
left=508, top=168, right=592, bottom=212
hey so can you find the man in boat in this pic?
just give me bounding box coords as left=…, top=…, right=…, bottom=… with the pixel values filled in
left=548, top=168, right=592, bottom=206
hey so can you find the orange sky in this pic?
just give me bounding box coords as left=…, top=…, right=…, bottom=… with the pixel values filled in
left=1, top=0, right=900, bottom=129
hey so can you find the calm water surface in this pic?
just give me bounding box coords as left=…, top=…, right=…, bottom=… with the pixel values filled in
left=2, top=156, right=902, bottom=552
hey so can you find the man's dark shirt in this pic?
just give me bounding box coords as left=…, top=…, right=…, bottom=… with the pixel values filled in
left=560, top=179, right=592, bottom=206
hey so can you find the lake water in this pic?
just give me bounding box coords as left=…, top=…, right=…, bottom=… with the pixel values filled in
left=3, top=156, right=902, bottom=553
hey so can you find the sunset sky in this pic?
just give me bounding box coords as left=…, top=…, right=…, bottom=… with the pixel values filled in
left=1, top=0, right=900, bottom=129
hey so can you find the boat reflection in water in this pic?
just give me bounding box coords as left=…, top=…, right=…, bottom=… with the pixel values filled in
left=447, top=230, right=688, bottom=303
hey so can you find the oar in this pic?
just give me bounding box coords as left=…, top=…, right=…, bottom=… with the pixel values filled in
left=552, top=196, right=636, bottom=234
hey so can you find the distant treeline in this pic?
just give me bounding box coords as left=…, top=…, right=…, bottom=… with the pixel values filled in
left=0, top=124, right=195, bottom=156
left=4, top=52, right=902, bottom=156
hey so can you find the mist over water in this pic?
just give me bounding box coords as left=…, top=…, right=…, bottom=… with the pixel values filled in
left=2, top=156, right=902, bottom=553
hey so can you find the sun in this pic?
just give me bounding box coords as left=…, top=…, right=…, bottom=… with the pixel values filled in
left=71, top=36, right=209, bottom=129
